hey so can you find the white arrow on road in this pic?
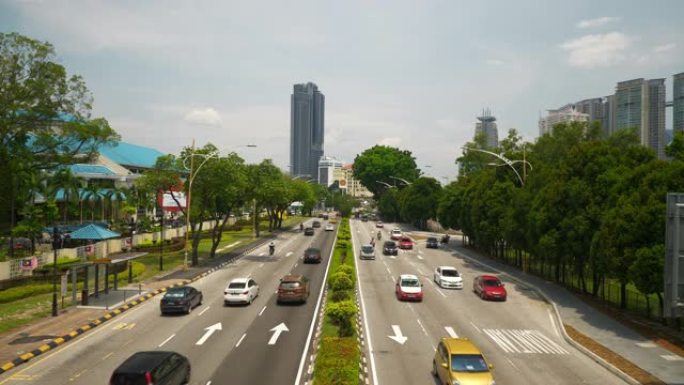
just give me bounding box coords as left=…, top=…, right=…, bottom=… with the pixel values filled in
left=268, top=322, right=289, bottom=345
left=196, top=322, right=222, bottom=345
left=388, top=325, right=407, bottom=344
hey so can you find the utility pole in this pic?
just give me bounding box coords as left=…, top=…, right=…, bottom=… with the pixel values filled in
left=51, top=226, right=60, bottom=317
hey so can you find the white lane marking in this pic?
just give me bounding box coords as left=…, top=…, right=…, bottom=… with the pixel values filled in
left=416, top=319, right=429, bottom=337
left=351, top=222, right=380, bottom=385
left=417, top=255, right=424, bottom=260
left=470, top=321, right=481, bottom=333
left=417, top=267, right=426, bottom=275
left=101, top=352, right=114, bottom=361
left=294, top=263, right=298, bottom=268
left=235, top=333, right=247, bottom=348
left=662, top=355, right=684, bottom=361
left=259, top=263, right=264, bottom=268
left=259, top=252, right=265, bottom=256
left=388, top=325, right=408, bottom=344
left=547, top=309, right=560, bottom=337
left=259, top=306, right=267, bottom=316
left=385, top=266, right=392, bottom=275
left=196, top=323, right=222, bottom=346
left=505, top=357, right=520, bottom=372
left=198, top=306, right=210, bottom=316
left=483, top=329, right=568, bottom=354
left=158, top=334, right=175, bottom=347
left=444, top=326, right=458, bottom=338
left=294, top=223, right=337, bottom=385
left=428, top=280, right=447, bottom=297
left=389, top=255, right=396, bottom=259
left=635, top=341, right=656, bottom=348
left=206, top=381, right=212, bottom=385
left=286, top=251, right=293, bottom=257
left=268, top=323, right=289, bottom=345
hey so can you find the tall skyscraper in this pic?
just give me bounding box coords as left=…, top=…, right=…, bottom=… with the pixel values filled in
left=602, top=95, right=616, bottom=137
left=614, top=78, right=666, bottom=159
left=290, top=82, right=325, bottom=180
left=575, top=97, right=606, bottom=133
left=475, top=108, right=499, bottom=148
left=675, top=72, right=684, bottom=132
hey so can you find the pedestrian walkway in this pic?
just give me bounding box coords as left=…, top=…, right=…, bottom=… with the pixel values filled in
left=446, top=236, right=684, bottom=385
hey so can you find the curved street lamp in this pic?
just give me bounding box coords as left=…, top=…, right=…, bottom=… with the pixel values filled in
left=464, top=147, right=532, bottom=187
left=389, top=176, right=412, bottom=186
left=376, top=180, right=395, bottom=189
left=180, top=143, right=257, bottom=268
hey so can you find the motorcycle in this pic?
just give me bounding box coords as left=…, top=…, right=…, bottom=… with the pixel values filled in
left=377, top=231, right=382, bottom=240
left=440, top=234, right=450, bottom=244
left=269, top=244, right=275, bottom=256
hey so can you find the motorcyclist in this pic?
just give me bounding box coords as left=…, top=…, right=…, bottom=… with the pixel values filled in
left=300, top=223, right=304, bottom=231
left=377, top=231, right=382, bottom=240
left=269, top=241, right=275, bottom=255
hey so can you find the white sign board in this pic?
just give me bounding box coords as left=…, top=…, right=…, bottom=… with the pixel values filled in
left=161, top=192, right=187, bottom=209
left=61, top=274, right=68, bottom=297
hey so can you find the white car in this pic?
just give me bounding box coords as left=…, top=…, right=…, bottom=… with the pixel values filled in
left=434, top=266, right=463, bottom=289
left=360, top=244, right=375, bottom=260
left=395, top=274, right=423, bottom=301
left=390, top=228, right=402, bottom=240
left=224, top=278, right=259, bottom=305
left=325, top=224, right=334, bottom=231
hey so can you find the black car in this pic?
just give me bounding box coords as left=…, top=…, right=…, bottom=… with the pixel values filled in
left=303, top=247, right=322, bottom=263
left=160, top=286, right=203, bottom=315
left=304, top=227, right=315, bottom=236
left=426, top=237, right=439, bottom=249
left=110, top=351, right=190, bottom=385
left=383, top=241, right=398, bottom=255
left=312, top=220, right=321, bottom=228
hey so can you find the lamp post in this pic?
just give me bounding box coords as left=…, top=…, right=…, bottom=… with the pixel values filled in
left=389, top=176, right=412, bottom=186
left=463, top=147, right=532, bottom=187
left=181, top=142, right=257, bottom=268
left=51, top=226, right=60, bottom=317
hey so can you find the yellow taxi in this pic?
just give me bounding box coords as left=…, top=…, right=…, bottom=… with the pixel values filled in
left=432, top=337, right=495, bottom=385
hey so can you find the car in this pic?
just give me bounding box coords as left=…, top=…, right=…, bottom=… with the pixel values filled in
left=359, top=244, right=375, bottom=260
left=390, top=228, right=402, bottom=240
left=432, top=337, right=494, bottom=385
left=321, top=213, right=329, bottom=220
left=382, top=241, right=398, bottom=255
left=375, top=221, right=384, bottom=228
left=324, top=224, right=334, bottom=231
left=224, top=278, right=259, bottom=305
left=312, top=220, right=321, bottom=228
left=160, top=286, right=203, bottom=315
left=110, top=351, right=191, bottom=385
left=277, top=275, right=310, bottom=304
left=304, top=227, right=314, bottom=236
left=473, top=274, right=507, bottom=301
left=434, top=266, right=463, bottom=289
left=303, top=247, right=322, bottom=263
left=426, top=237, right=439, bottom=248
left=361, top=215, right=369, bottom=222
left=395, top=274, right=423, bottom=301
left=398, top=236, right=413, bottom=250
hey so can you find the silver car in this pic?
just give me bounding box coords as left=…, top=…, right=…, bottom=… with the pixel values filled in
left=360, top=244, right=375, bottom=260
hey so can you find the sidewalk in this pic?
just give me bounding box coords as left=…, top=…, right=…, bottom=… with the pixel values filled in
left=0, top=234, right=273, bottom=371
left=444, top=236, right=684, bottom=385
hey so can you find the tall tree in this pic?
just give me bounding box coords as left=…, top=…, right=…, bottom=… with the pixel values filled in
left=353, top=145, right=420, bottom=198
left=398, top=177, right=442, bottom=229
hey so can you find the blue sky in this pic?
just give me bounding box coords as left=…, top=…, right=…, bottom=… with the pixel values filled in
left=2, top=0, right=683, bottom=181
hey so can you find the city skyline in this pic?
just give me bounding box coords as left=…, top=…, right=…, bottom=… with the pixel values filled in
left=1, top=1, right=682, bottom=180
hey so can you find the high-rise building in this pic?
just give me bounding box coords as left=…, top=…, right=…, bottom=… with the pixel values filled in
left=674, top=72, right=684, bottom=132
left=318, top=156, right=344, bottom=187
left=342, top=164, right=373, bottom=198
left=614, top=78, right=666, bottom=159
left=538, top=104, right=590, bottom=136
left=475, top=108, right=499, bottom=148
left=290, top=82, right=325, bottom=180
left=575, top=98, right=606, bottom=133
left=602, top=95, right=616, bottom=137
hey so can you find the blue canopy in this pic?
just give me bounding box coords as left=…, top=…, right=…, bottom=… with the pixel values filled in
left=68, top=224, right=120, bottom=240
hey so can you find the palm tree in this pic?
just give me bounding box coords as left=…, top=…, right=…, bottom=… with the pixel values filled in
left=82, top=185, right=102, bottom=222
left=106, top=187, right=128, bottom=224
left=49, top=169, right=83, bottom=224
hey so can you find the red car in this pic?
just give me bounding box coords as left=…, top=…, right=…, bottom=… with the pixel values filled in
left=473, top=275, right=507, bottom=301
left=398, top=236, right=413, bottom=250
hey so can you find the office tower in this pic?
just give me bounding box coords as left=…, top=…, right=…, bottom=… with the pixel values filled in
left=602, top=95, right=616, bottom=137
left=290, top=82, right=325, bottom=180
left=318, top=156, right=344, bottom=187
left=675, top=72, right=684, bottom=132
left=615, top=78, right=666, bottom=159
left=475, top=108, right=499, bottom=148
left=575, top=97, right=606, bottom=133
left=538, top=104, right=590, bottom=136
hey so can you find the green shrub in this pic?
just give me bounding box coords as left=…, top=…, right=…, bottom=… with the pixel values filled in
left=313, top=337, right=358, bottom=385
left=327, top=300, right=356, bottom=337
left=0, top=283, right=53, bottom=303
left=335, top=264, right=354, bottom=276
left=33, top=257, right=81, bottom=274
left=328, top=271, right=353, bottom=290
left=330, top=289, right=352, bottom=302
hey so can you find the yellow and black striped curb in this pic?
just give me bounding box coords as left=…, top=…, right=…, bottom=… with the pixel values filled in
left=0, top=239, right=270, bottom=376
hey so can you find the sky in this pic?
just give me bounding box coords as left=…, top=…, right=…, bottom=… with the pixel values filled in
left=1, top=0, right=683, bottom=182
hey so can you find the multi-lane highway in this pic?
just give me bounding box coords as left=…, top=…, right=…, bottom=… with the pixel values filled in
left=353, top=219, right=630, bottom=385
left=0, top=220, right=335, bottom=385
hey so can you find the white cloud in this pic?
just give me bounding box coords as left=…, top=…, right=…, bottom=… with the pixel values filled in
left=183, top=107, right=223, bottom=126
left=653, top=43, right=676, bottom=53
left=576, top=16, right=619, bottom=29
left=379, top=137, right=403, bottom=147
left=560, top=32, right=631, bottom=68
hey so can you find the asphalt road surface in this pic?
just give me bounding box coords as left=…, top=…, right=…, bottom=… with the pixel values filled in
left=0, top=220, right=335, bottom=385
left=354, top=219, right=630, bottom=385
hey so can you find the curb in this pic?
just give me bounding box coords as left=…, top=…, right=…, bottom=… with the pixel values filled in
left=0, top=238, right=270, bottom=376
left=450, top=247, right=640, bottom=385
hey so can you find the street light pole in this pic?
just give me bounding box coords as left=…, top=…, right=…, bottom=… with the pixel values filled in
left=51, top=226, right=59, bottom=317
left=463, top=147, right=532, bottom=187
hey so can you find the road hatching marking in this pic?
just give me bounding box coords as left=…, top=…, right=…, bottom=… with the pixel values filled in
left=483, top=329, right=568, bottom=354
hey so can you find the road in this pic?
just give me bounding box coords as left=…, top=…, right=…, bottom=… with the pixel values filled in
left=353, top=219, right=630, bottom=385
left=0, top=221, right=335, bottom=385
